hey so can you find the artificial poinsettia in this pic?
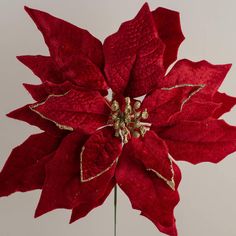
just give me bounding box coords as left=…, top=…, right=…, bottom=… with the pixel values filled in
left=1, top=3, right=236, bottom=236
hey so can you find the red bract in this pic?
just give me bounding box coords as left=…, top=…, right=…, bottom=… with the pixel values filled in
left=1, top=3, right=236, bottom=236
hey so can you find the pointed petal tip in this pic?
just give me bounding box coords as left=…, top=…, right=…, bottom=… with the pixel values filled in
left=142, top=2, right=149, bottom=9
left=34, top=205, right=46, bottom=218
left=24, top=5, right=44, bottom=22
left=225, top=63, right=232, bottom=71
left=16, top=55, right=23, bottom=62
left=69, top=216, right=75, bottom=224
left=24, top=5, right=33, bottom=13
left=16, top=55, right=28, bottom=65
left=6, top=110, right=14, bottom=119
left=34, top=211, right=40, bottom=218
left=22, top=83, right=33, bottom=91
left=24, top=6, right=34, bottom=16
left=22, top=83, right=34, bottom=95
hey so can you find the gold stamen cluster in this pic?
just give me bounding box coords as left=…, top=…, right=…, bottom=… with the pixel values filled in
left=109, top=97, right=149, bottom=143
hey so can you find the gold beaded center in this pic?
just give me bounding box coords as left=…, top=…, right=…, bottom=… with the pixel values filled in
left=109, top=97, right=150, bottom=143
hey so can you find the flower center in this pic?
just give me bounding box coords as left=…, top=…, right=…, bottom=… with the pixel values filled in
left=109, top=97, right=150, bottom=143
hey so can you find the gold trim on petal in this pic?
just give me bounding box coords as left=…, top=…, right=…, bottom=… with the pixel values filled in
left=147, top=154, right=175, bottom=191
left=80, top=146, right=118, bottom=183
left=161, top=83, right=206, bottom=111
left=29, top=91, right=74, bottom=131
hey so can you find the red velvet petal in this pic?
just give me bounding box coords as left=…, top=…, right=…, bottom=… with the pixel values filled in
left=7, top=105, right=66, bottom=135
left=19, top=55, right=108, bottom=96
left=24, top=6, right=104, bottom=68
left=81, top=127, right=122, bottom=182
left=127, top=131, right=175, bottom=189
left=158, top=59, right=231, bottom=100
left=34, top=131, right=84, bottom=217
left=152, top=7, right=185, bottom=69
left=169, top=101, right=220, bottom=123
left=212, top=92, right=236, bottom=118
left=0, top=132, right=62, bottom=197
left=61, top=55, right=108, bottom=92
left=104, top=3, right=165, bottom=97
left=17, top=55, right=63, bottom=83
left=23, top=81, right=73, bottom=101
left=31, top=89, right=110, bottom=133
left=116, top=145, right=181, bottom=236
left=158, top=119, right=236, bottom=164
left=142, top=85, right=200, bottom=126
left=70, top=179, right=115, bottom=223
left=35, top=131, right=116, bottom=217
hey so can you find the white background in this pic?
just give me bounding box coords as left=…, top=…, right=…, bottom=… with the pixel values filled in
left=0, top=0, right=236, bottom=235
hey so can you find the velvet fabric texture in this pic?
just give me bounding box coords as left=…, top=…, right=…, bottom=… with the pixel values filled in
left=1, top=3, right=236, bottom=236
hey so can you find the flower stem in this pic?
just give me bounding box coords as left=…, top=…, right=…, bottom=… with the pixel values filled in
left=114, top=184, right=117, bottom=236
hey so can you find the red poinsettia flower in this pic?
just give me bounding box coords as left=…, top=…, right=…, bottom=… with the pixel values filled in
left=1, top=3, right=236, bottom=236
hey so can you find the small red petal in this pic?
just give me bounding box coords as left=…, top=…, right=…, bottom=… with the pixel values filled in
left=17, top=55, right=63, bottom=83
left=81, top=127, right=122, bottom=182
left=152, top=7, right=185, bottom=69
left=142, top=85, right=201, bottom=126
left=61, top=55, right=108, bottom=92
left=158, top=59, right=231, bottom=100
left=104, top=3, right=165, bottom=97
left=24, top=6, right=104, bottom=68
left=126, top=131, right=174, bottom=186
left=116, top=145, right=181, bottom=236
left=168, top=101, right=220, bottom=123
left=0, top=132, right=62, bottom=197
left=158, top=119, right=236, bottom=164
left=212, top=92, right=236, bottom=118
left=23, top=81, right=73, bottom=101
left=31, top=89, right=110, bottom=133
left=18, top=55, right=108, bottom=95
left=7, top=105, right=66, bottom=135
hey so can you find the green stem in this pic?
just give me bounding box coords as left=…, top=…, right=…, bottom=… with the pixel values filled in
left=114, top=184, right=117, bottom=236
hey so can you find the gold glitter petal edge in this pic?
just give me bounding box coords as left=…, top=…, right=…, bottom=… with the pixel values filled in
left=147, top=154, right=175, bottom=191
left=29, top=91, right=74, bottom=131
left=161, top=83, right=206, bottom=111
left=80, top=146, right=118, bottom=183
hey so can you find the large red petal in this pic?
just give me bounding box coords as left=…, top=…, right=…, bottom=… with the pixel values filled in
left=31, top=89, right=110, bottom=133
left=0, top=132, right=62, bottom=197
left=81, top=127, right=122, bottom=182
left=24, top=6, right=104, bottom=68
left=7, top=105, right=66, bottom=135
left=17, top=55, right=63, bottom=83
left=116, top=145, right=181, bottom=236
left=126, top=131, right=175, bottom=190
left=152, top=7, right=185, bottom=69
left=142, top=85, right=201, bottom=126
left=104, top=3, right=165, bottom=97
left=212, top=92, right=236, bottom=118
left=158, top=59, right=231, bottom=100
left=158, top=119, right=236, bottom=164
left=35, top=131, right=116, bottom=218
left=70, top=179, right=115, bottom=223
